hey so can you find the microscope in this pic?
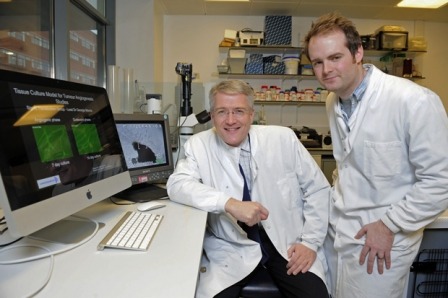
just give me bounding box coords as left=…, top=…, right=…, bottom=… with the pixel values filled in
left=174, top=62, right=210, bottom=160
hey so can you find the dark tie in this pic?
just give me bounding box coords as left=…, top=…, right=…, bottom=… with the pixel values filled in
left=238, top=164, right=269, bottom=264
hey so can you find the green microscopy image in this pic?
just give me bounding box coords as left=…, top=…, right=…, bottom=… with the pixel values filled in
left=72, top=123, right=102, bottom=155
left=32, top=125, right=73, bottom=162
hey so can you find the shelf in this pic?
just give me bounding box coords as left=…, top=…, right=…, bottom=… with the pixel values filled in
left=254, top=100, right=325, bottom=106
left=364, top=49, right=427, bottom=57
left=218, top=73, right=315, bottom=80
left=219, top=46, right=302, bottom=55
left=220, top=47, right=426, bottom=57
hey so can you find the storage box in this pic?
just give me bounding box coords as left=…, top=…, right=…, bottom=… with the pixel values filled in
left=264, top=16, right=292, bottom=46
left=224, top=29, right=238, bottom=41
left=227, top=58, right=246, bottom=74
left=375, top=31, right=408, bottom=51
left=239, top=30, right=264, bottom=46
left=245, top=62, right=263, bottom=74
left=408, top=36, right=427, bottom=51
left=249, top=53, right=263, bottom=63
left=264, top=62, right=285, bottom=74
left=262, top=55, right=282, bottom=63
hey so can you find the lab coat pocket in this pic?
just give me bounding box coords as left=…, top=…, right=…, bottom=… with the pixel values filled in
left=364, top=140, right=402, bottom=178
left=276, top=172, right=300, bottom=209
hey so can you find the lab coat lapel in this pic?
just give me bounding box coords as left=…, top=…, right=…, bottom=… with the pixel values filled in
left=248, top=130, right=259, bottom=185
left=333, top=70, right=378, bottom=159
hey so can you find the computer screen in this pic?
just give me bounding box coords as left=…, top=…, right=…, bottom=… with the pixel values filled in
left=0, top=69, right=131, bottom=242
left=113, top=113, right=174, bottom=202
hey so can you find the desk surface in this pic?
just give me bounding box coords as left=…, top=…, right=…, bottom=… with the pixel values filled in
left=0, top=199, right=207, bottom=297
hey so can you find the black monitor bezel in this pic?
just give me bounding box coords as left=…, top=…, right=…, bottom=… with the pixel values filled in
left=113, top=113, right=174, bottom=185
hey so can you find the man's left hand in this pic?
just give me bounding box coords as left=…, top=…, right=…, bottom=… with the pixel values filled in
left=355, top=220, right=394, bottom=274
left=286, top=243, right=316, bottom=275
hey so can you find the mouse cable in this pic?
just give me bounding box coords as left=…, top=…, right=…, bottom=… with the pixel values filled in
left=0, top=244, right=54, bottom=298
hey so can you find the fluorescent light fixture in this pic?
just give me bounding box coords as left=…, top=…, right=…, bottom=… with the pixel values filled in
left=397, top=0, right=448, bottom=9
left=206, top=0, right=250, bottom=2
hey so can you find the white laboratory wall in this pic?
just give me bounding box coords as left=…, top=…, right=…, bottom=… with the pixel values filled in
left=115, top=2, right=448, bottom=132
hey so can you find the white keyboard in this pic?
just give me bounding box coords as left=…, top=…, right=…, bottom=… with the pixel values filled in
left=98, top=211, right=163, bottom=251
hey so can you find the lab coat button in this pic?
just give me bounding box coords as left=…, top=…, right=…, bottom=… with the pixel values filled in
left=200, top=267, right=207, bottom=273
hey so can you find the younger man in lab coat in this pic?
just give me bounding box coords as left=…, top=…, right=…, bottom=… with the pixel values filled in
left=167, top=80, right=330, bottom=298
left=304, top=12, right=448, bottom=298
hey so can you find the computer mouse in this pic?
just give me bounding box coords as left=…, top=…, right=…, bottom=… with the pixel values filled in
left=137, top=201, right=166, bottom=212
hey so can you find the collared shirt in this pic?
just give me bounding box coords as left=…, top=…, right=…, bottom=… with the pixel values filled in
left=239, top=136, right=252, bottom=192
left=340, top=64, right=373, bottom=123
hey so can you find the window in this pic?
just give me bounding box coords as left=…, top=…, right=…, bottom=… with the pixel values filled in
left=0, top=1, right=52, bottom=77
left=0, top=0, right=114, bottom=87
left=68, top=1, right=104, bottom=86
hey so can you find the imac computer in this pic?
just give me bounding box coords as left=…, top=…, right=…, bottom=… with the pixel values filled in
left=113, top=113, right=174, bottom=202
left=0, top=69, right=132, bottom=244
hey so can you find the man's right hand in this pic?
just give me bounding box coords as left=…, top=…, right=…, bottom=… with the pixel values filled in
left=225, top=198, right=269, bottom=226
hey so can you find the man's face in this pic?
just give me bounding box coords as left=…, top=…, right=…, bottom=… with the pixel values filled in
left=211, top=92, right=254, bottom=147
left=308, top=30, right=364, bottom=99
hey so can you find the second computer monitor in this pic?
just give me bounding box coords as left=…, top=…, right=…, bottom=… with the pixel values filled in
left=114, top=113, right=174, bottom=202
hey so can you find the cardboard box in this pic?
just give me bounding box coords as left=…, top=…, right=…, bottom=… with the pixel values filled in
left=264, top=16, right=292, bottom=46
left=224, top=29, right=238, bottom=41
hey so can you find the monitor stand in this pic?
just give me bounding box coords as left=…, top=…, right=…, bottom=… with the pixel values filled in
left=28, top=216, right=98, bottom=244
left=115, top=183, right=168, bottom=203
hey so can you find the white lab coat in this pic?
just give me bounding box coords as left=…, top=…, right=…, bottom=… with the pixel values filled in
left=167, top=125, right=330, bottom=298
left=325, top=64, right=448, bottom=298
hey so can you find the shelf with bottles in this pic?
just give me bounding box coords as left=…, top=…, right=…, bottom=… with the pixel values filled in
left=218, top=73, right=315, bottom=80
left=219, top=47, right=426, bottom=57
left=254, top=100, right=325, bottom=107
left=374, top=51, right=426, bottom=80
left=219, top=46, right=302, bottom=55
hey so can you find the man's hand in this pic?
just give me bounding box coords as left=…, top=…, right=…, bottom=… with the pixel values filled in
left=225, top=198, right=269, bottom=226
left=286, top=243, right=316, bottom=275
left=355, top=220, right=394, bottom=274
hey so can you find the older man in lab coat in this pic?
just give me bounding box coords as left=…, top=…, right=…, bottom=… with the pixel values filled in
left=167, top=80, right=330, bottom=298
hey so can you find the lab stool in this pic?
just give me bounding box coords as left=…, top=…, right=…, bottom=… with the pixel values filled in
left=240, top=267, right=282, bottom=298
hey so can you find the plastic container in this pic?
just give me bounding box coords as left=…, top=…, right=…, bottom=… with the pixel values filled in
left=227, top=58, right=247, bottom=74
left=283, top=57, right=300, bottom=74
left=229, top=49, right=246, bottom=58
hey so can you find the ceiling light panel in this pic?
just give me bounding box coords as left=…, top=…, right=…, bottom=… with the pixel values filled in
left=397, top=0, right=448, bottom=9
